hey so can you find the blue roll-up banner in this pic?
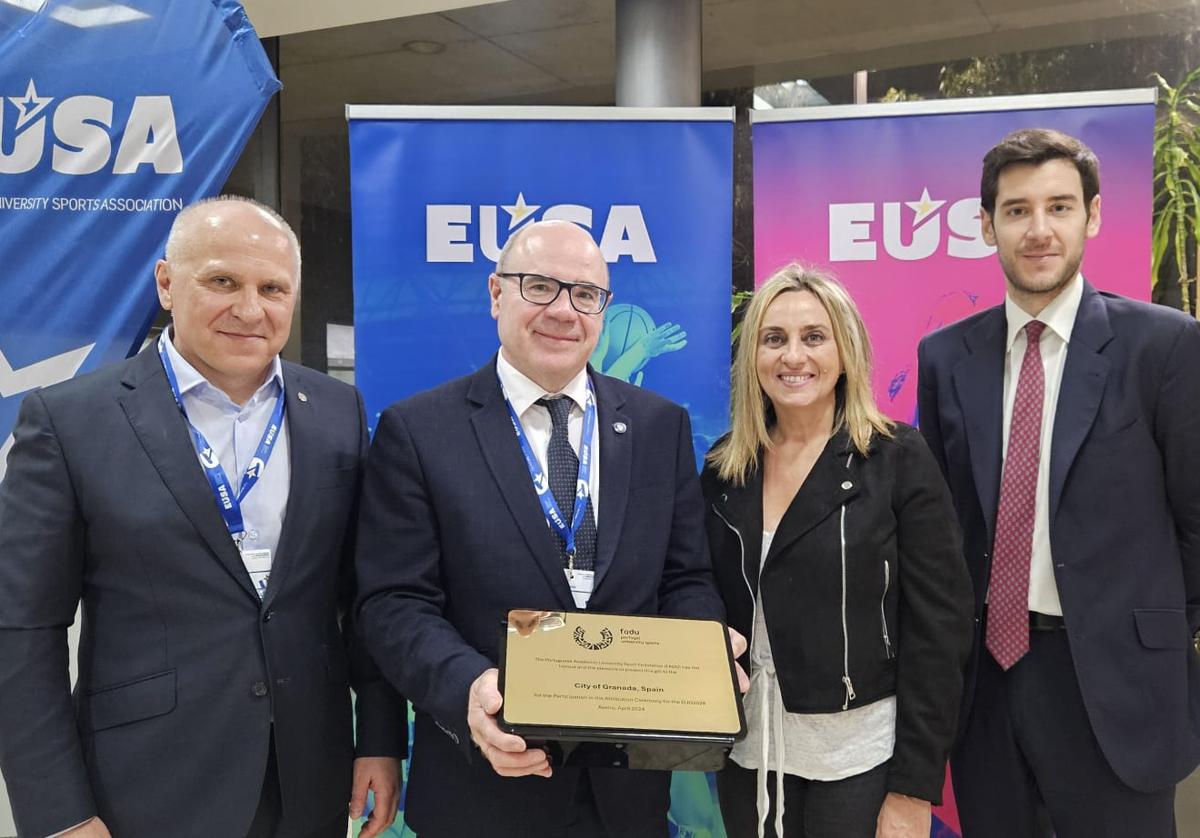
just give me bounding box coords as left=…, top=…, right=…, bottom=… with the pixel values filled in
left=0, top=0, right=280, bottom=480
left=348, top=106, right=734, bottom=469
left=348, top=105, right=733, bottom=836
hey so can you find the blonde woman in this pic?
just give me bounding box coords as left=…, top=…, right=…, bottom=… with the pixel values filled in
left=702, top=265, right=973, bottom=837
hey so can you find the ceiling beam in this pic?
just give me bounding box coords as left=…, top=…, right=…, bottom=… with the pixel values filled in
left=241, top=0, right=507, bottom=38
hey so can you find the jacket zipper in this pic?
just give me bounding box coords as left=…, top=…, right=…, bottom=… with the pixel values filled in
left=712, top=504, right=755, bottom=655
left=839, top=451, right=856, bottom=710
left=881, top=560, right=894, bottom=659
left=720, top=449, right=858, bottom=712
left=839, top=502, right=856, bottom=709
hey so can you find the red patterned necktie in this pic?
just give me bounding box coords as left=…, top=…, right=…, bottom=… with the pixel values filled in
left=987, top=320, right=1046, bottom=670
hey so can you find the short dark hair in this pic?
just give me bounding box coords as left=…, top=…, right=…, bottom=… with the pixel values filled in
left=980, top=128, right=1100, bottom=216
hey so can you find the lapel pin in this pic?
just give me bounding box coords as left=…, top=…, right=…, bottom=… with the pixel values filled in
left=297, top=392, right=308, bottom=403
left=841, top=480, right=853, bottom=490
left=612, top=421, right=627, bottom=434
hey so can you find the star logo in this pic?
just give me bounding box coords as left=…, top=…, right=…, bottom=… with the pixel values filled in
left=0, top=342, right=94, bottom=481
left=905, top=188, right=946, bottom=226
left=8, top=79, right=53, bottom=133
left=0, top=342, right=93, bottom=399
left=501, top=192, right=540, bottom=231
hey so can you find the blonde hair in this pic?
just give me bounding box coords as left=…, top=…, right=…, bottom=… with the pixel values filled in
left=707, top=264, right=893, bottom=485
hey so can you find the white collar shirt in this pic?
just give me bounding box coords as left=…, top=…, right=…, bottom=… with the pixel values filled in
left=1000, top=272, right=1084, bottom=616
left=496, top=350, right=600, bottom=523
left=162, top=331, right=290, bottom=595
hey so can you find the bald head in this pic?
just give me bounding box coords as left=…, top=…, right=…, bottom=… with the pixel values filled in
left=496, top=220, right=609, bottom=288
left=488, top=220, right=611, bottom=393
left=165, top=196, right=300, bottom=276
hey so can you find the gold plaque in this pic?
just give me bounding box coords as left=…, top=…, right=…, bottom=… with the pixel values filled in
left=499, top=609, right=744, bottom=770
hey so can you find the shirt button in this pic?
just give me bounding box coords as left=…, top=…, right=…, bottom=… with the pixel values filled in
left=251, top=681, right=268, bottom=697
left=249, top=530, right=259, bottom=540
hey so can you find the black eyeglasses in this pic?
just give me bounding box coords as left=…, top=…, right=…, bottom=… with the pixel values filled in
left=496, top=272, right=612, bottom=315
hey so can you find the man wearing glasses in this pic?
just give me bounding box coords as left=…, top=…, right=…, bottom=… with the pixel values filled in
left=355, top=220, right=733, bottom=837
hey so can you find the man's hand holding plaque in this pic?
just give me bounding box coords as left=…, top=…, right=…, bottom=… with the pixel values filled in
left=468, top=668, right=553, bottom=778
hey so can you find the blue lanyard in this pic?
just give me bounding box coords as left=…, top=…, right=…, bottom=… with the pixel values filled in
left=503, top=379, right=596, bottom=566
left=158, top=333, right=286, bottom=544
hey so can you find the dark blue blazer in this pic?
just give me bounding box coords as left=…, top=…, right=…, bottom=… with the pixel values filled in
left=0, top=347, right=405, bottom=838
left=356, top=358, right=725, bottom=838
left=917, top=281, right=1200, bottom=793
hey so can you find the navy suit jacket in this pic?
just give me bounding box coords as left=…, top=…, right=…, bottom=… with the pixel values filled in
left=0, top=347, right=405, bottom=838
left=917, top=282, right=1200, bottom=792
left=356, top=358, right=725, bottom=837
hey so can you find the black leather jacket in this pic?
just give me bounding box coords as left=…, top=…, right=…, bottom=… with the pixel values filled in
left=701, top=423, right=974, bottom=803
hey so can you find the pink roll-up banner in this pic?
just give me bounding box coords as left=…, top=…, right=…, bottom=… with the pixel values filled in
left=753, top=89, right=1155, bottom=428
left=752, top=89, right=1156, bottom=836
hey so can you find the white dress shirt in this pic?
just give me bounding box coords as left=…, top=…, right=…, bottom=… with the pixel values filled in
left=495, top=351, right=601, bottom=522
left=1001, top=273, right=1084, bottom=616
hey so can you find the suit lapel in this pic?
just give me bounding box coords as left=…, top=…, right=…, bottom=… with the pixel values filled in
left=590, top=371, right=629, bottom=594
left=951, top=308, right=1007, bottom=542
left=262, top=366, right=313, bottom=610
left=468, top=361, right=574, bottom=609
left=118, top=348, right=259, bottom=602
left=1049, top=283, right=1112, bottom=521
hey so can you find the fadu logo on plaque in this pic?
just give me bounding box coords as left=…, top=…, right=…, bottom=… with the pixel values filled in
left=574, top=626, right=614, bottom=651
left=426, top=192, right=657, bottom=264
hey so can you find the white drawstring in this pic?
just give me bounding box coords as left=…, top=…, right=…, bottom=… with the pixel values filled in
left=753, top=663, right=787, bottom=838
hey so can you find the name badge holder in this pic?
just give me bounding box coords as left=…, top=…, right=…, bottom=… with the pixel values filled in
left=503, top=379, right=596, bottom=604
left=158, top=334, right=285, bottom=598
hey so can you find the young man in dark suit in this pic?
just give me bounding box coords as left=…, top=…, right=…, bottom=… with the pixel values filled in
left=918, top=128, right=1200, bottom=837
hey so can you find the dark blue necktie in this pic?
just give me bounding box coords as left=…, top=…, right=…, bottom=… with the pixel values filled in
left=537, top=397, right=596, bottom=572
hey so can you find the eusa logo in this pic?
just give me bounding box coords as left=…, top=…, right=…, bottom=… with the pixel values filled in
left=828, top=187, right=996, bottom=262
left=426, top=192, right=657, bottom=264
left=199, top=447, right=221, bottom=470
left=0, top=79, right=182, bottom=175
left=573, top=626, right=614, bottom=651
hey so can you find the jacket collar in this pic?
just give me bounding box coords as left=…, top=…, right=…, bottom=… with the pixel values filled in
left=1048, top=280, right=1112, bottom=520
left=465, top=355, right=633, bottom=608
left=118, top=347, right=263, bottom=603
left=767, top=429, right=862, bottom=565
left=950, top=280, right=1113, bottom=536
left=711, top=428, right=863, bottom=592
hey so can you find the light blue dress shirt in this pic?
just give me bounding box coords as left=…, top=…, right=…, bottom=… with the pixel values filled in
left=162, top=332, right=290, bottom=588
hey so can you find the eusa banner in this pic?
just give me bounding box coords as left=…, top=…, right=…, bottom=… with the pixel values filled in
left=752, top=90, right=1155, bottom=837
left=348, top=106, right=734, bottom=469
left=753, top=90, right=1155, bottom=429
left=0, top=0, right=279, bottom=482
left=348, top=106, right=733, bottom=836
